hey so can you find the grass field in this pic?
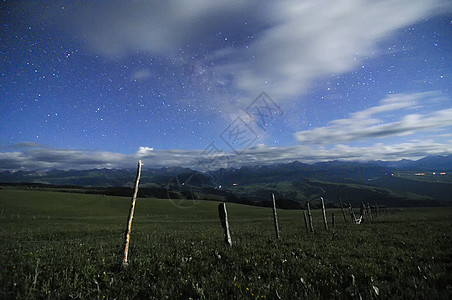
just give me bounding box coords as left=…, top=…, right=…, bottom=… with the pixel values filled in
left=1, top=188, right=451, bottom=299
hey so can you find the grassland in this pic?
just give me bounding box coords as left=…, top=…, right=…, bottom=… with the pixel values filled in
left=1, top=188, right=451, bottom=299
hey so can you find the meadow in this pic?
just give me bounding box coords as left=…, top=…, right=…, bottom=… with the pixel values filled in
left=0, top=188, right=451, bottom=299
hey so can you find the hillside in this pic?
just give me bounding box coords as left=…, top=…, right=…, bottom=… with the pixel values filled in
left=1, top=155, right=451, bottom=208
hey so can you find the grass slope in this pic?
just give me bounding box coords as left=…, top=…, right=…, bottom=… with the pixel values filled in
left=1, top=189, right=451, bottom=299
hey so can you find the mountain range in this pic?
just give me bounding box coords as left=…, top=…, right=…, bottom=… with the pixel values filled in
left=1, top=155, right=451, bottom=208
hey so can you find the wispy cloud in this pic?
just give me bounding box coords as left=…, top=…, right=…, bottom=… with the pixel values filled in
left=2, top=138, right=452, bottom=171
left=0, top=147, right=128, bottom=170
left=29, top=0, right=450, bottom=101
left=212, top=0, right=449, bottom=99
left=49, top=0, right=261, bottom=57
left=295, top=92, right=452, bottom=144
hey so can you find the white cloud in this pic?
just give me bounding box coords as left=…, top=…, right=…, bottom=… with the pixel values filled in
left=136, top=147, right=154, bottom=156
left=30, top=0, right=450, bottom=101
left=295, top=92, right=452, bottom=144
left=350, top=93, right=419, bottom=119
left=215, top=0, right=450, bottom=99
left=0, top=147, right=128, bottom=170
left=2, top=138, right=452, bottom=171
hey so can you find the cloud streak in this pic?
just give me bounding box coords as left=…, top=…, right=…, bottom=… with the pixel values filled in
left=61, top=0, right=262, bottom=57
left=29, top=0, right=451, bottom=101
left=212, top=0, right=449, bottom=99
left=295, top=92, right=452, bottom=144
left=2, top=138, right=452, bottom=171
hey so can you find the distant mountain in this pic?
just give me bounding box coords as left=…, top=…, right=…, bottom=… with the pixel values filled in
left=368, top=159, right=414, bottom=169
left=405, top=155, right=452, bottom=171
left=369, top=155, right=452, bottom=171
left=1, top=155, right=451, bottom=208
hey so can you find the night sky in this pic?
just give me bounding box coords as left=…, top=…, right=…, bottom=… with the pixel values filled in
left=1, top=0, right=451, bottom=170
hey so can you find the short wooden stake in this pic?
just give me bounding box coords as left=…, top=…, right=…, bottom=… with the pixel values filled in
left=367, top=203, right=373, bottom=220
left=303, top=211, right=309, bottom=234
left=348, top=202, right=356, bottom=224
left=122, top=160, right=143, bottom=268
left=306, top=201, right=314, bottom=233
left=340, top=198, right=348, bottom=224
left=218, top=203, right=232, bottom=247
left=271, top=193, right=280, bottom=240
left=321, top=197, right=328, bottom=231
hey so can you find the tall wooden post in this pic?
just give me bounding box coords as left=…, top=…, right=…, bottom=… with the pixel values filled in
left=306, top=201, right=314, bottom=233
left=272, top=193, right=280, bottom=240
left=218, top=203, right=232, bottom=247
left=320, top=197, right=328, bottom=231
left=340, top=198, right=348, bottom=224
left=122, top=160, right=143, bottom=268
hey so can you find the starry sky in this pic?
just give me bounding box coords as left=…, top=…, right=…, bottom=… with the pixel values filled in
left=1, top=0, right=451, bottom=170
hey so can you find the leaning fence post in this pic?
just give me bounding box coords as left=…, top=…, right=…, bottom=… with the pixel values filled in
left=122, top=160, right=143, bottom=268
left=272, top=193, right=280, bottom=240
left=306, top=201, right=314, bottom=233
left=303, top=211, right=309, bottom=234
left=218, top=202, right=232, bottom=247
left=320, top=197, right=328, bottom=231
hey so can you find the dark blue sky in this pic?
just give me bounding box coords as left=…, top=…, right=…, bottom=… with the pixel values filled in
left=1, top=0, right=451, bottom=170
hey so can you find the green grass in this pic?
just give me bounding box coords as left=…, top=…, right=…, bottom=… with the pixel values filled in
left=1, top=188, right=451, bottom=299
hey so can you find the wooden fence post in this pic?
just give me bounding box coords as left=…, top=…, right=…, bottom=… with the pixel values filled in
left=306, top=201, right=314, bottom=233
left=340, top=198, right=348, bottom=224
left=122, top=160, right=143, bottom=268
left=303, top=211, right=309, bottom=234
left=348, top=202, right=356, bottom=224
left=321, top=197, right=328, bottom=231
left=218, top=202, right=232, bottom=247
left=360, top=202, right=366, bottom=222
left=272, top=193, right=280, bottom=240
left=367, top=203, right=373, bottom=220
